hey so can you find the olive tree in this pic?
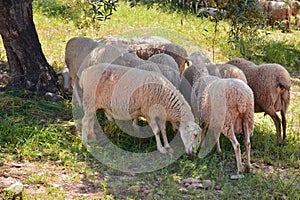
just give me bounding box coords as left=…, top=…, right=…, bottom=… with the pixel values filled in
left=0, top=0, right=62, bottom=93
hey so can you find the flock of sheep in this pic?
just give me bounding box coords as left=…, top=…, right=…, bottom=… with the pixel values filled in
left=181, top=0, right=300, bottom=30
left=59, top=35, right=291, bottom=175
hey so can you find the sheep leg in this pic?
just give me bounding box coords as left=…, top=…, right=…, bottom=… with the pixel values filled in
left=82, top=111, right=97, bottom=144
left=161, top=124, right=174, bottom=154
left=200, top=123, right=208, bottom=146
left=281, top=109, right=287, bottom=142
left=105, top=112, right=113, bottom=121
left=156, top=119, right=173, bottom=153
left=149, top=120, right=167, bottom=154
left=227, top=127, right=243, bottom=174
left=215, top=132, right=222, bottom=154
left=268, top=112, right=282, bottom=145
left=243, top=121, right=251, bottom=172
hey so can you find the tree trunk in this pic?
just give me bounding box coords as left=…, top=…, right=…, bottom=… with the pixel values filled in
left=0, top=0, right=61, bottom=93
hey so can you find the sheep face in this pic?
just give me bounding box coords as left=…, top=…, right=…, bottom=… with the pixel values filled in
left=179, top=121, right=202, bottom=155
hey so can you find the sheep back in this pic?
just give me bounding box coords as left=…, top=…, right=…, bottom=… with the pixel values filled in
left=206, top=63, right=248, bottom=83
left=80, top=64, right=195, bottom=124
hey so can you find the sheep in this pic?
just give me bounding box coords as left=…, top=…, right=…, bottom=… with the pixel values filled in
left=260, top=0, right=292, bottom=30
left=188, top=53, right=254, bottom=174
left=227, top=58, right=291, bottom=145
left=179, top=51, right=247, bottom=106
left=148, top=53, right=181, bottom=88
left=78, top=46, right=183, bottom=88
left=62, top=37, right=104, bottom=91
left=206, top=63, right=248, bottom=83
left=135, top=42, right=188, bottom=74
left=273, top=0, right=300, bottom=27
left=97, top=36, right=189, bottom=74
left=289, top=1, right=300, bottom=27
left=96, top=36, right=171, bottom=48
left=79, top=63, right=202, bottom=155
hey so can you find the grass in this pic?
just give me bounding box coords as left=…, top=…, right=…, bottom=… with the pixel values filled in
left=0, top=1, right=300, bottom=199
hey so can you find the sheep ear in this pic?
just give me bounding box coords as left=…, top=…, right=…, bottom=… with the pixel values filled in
left=185, top=57, right=193, bottom=66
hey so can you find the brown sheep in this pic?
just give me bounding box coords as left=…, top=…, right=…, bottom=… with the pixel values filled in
left=227, top=58, right=291, bottom=145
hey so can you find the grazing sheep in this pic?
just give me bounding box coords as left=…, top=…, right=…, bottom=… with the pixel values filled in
left=135, top=42, right=188, bottom=74
left=227, top=58, right=291, bottom=145
left=148, top=53, right=181, bottom=88
left=179, top=61, right=209, bottom=106
left=63, top=37, right=104, bottom=91
left=289, top=1, right=300, bottom=27
left=78, top=46, right=183, bottom=88
left=79, top=63, right=202, bottom=154
left=179, top=52, right=247, bottom=106
left=260, top=0, right=292, bottom=30
left=97, top=36, right=189, bottom=74
left=96, top=36, right=171, bottom=48
left=206, top=63, right=248, bottom=83
left=188, top=53, right=254, bottom=174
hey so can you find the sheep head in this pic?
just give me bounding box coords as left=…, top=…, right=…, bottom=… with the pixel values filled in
left=57, top=67, right=71, bottom=92
left=179, top=121, right=202, bottom=155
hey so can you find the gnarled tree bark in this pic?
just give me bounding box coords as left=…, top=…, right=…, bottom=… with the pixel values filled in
left=0, top=0, right=61, bottom=93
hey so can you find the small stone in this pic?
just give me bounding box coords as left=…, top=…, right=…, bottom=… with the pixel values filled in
left=230, top=174, right=245, bottom=180
left=127, top=185, right=140, bottom=192
left=188, top=183, right=203, bottom=189
left=142, top=189, right=150, bottom=196
left=52, top=183, right=60, bottom=188
left=183, top=178, right=199, bottom=184
left=5, top=182, right=23, bottom=195
left=215, top=185, right=222, bottom=190
left=103, top=172, right=110, bottom=177
left=12, top=163, right=22, bottom=168
left=179, top=187, right=188, bottom=193
left=280, top=194, right=287, bottom=199
left=44, top=92, right=64, bottom=102
left=54, top=160, right=62, bottom=164
left=203, top=180, right=212, bottom=188
left=157, top=190, right=164, bottom=195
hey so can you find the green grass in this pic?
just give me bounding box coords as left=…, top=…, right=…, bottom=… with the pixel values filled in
left=0, top=1, right=300, bottom=199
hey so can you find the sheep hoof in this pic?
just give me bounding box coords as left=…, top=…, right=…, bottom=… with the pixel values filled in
left=88, top=133, right=97, bottom=141
left=166, top=147, right=174, bottom=154
left=158, top=147, right=168, bottom=154
left=244, top=165, right=251, bottom=173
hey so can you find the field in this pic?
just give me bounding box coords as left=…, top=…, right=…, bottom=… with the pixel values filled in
left=0, top=1, right=299, bottom=199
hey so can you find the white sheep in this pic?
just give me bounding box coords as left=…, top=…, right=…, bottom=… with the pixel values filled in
left=179, top=52, right=247, bottom=106
left=78, top=46, right=182, bottom=90
left=79, top=63, right=202, bottom=154
left=188, top=53, right=254, bottom=174
left=227, top=58, right=291, bottom=145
